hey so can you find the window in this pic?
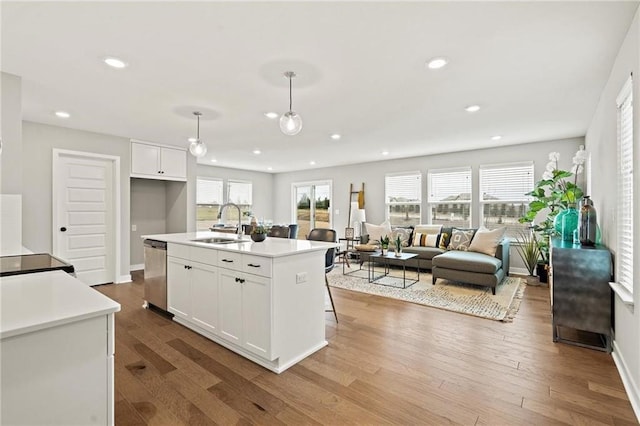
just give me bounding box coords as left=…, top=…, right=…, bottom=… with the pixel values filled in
left=616, top=76, right=633, bottom=293
left=428, top=167, right=471, bottom=227
left=479, top=162, right=534, bottom=238
left=196, top=178, right=223, bottom=231
left=227, top=180, right=253, bottom=224
left=385, top=172, right=421, bottom=226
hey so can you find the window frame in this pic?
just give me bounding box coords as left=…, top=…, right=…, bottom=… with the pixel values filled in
left=195, top=177, right=224, bottom=231
left=479, top=161, right=534, bottom=238
left=384, top=171, right=422, bottom=226
left=616, top=75, right=633, bottom=294
left=427, top=166, right=472, bottom=228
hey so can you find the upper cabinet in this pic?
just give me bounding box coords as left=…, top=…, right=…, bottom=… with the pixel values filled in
left=130, top=140, right=187, bottom=181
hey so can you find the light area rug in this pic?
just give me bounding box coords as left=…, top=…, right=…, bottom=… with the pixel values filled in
left=327, top=267, right=526, bottom=322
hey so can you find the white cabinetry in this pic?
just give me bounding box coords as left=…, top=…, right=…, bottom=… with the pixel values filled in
left=167, top=244, right=219, bottom=335
left=131, top=140, right=187, bottom=181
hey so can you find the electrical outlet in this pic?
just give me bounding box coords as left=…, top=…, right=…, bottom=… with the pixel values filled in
left=296, top=272, right=308, bottom=284
left=131, top=224, right=137, bottom=232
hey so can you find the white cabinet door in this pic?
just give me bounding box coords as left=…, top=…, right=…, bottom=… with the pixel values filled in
left=190, top=262, right=219, bottom=335
left=242, top=274, right=272, bottom=359
left=131, top=142, right=161, bottom=176
left=160, top=147, right=187, bottom=180
left=167, top=256, right=190, bottom=320
left=218, top=268, right=243, bottom=345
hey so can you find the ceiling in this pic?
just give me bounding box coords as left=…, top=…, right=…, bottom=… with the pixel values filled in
left=2, top=1, right=638, bottom=173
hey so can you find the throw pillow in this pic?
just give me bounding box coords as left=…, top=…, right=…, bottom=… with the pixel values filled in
left=412, top=233, right=441, bottom=248
left=439, top=227, right=453, bottom=249
left=364, top=220, right=392, bottom=246
left=391, top=227, right=412, bottom=247
left=468, top=226, right=506, bottom=256
left=354, top=244, right=377, bottom=252
left=426, top=234, right=440, bottom=248
left=448, top=228, right=476, bottom=251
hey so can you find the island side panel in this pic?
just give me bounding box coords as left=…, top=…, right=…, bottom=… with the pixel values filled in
left=272, top=250, right=327, bottom=369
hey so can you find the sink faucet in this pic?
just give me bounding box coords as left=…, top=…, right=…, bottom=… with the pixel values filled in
left=217, top=202, right=244, bottom=236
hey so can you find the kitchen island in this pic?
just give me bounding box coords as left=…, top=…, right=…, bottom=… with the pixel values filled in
left=1, top=270, right=121, bottom=425
left=142, top=231, right=337, bottom=373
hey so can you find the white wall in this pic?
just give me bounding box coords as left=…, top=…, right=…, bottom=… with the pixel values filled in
left=586, top=8, right=640, bottom=418
left=22, top=121, right=131, bottom=280
left=196, top=164, right=274, bottom=221
left=0, top=72, right=22, bottom=195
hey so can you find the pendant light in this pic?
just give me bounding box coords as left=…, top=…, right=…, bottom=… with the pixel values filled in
left=279, top=71, right=303, bottom=136
left=189, top=111, right=207, bottom=157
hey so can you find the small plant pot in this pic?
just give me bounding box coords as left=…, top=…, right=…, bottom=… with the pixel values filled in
left=251, top=233, right=266, bottom=242
left=526, top=275, right=540, bottom=286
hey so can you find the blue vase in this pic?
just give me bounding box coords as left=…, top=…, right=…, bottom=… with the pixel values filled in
left=561, top=206, right=578, bottom=242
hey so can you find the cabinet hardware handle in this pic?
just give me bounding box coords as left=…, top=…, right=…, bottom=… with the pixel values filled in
left=222, top=259, right=233, bottom=263
left=239, top=279, right=245, bottom=284
left=247, top=263, right=261, bottom=268
left=60, top=227, right=67, bottom=232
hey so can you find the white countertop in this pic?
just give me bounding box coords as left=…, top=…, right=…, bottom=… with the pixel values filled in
left=0, top=270, right=121, bottom=340
left=142, top=231, right=338, bottom=258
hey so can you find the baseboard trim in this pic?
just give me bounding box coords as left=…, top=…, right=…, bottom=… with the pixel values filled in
left=130, top=263, right=144, bottom=272
left=509, top=267, right=529, bottom=276
left=116, top=274, right=132, bottom=284
left=612, top=340, right=640, bottom=423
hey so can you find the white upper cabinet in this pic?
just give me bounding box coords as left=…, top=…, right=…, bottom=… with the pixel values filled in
left=130, top=140, right=187, bottom=181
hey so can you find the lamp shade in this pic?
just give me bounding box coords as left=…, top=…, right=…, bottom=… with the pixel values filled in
left=279, top=111, right=302, bottom=136
left=189, top=140, right=207, bottom=157
left=353, top=209, right=366, bottom=223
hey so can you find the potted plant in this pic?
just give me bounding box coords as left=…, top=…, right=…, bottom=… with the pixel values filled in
left=515, top=228, right=540, bottom=285
left=251, top=224, right=269, bottom=242
left=394, top=234, right=403, bottom=256
left=377, top=235, right=390, bottom=255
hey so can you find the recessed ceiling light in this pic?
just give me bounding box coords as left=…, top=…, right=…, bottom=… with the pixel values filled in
left=210, top=159, right=217, bottom=163
left=465, top=105, right=481, bottom=113
left=187, top=137, right=197, bottom=143
left=267, top=167, right=273, bottom=171
left=309, top=161, right=316, bottom=165
left=55, top=111, right=70, bottom=118
left=426, top=57, right=448, bottom=69
left=253, top=149, right=261, bottom=155
left=103, top=57, right=128, bottom=69
left=330, top=133, right=341, bottom=140
left=264, top=112, right=278, bottom=119
left=381, top=151, right=389, bottom=156
left=491, top=135, right=502, bottom=141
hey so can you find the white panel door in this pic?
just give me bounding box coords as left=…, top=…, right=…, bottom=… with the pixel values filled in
left=190, top=262, right=219, bottom=335
left=54, top=154, right=114, bottom=285
left=167, top=257, right=191, bottom=320
left=218, top=268, right=243, bottom=344
left=242, top=274, right=272, bottom=359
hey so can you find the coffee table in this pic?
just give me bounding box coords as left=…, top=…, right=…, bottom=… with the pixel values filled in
left=367, top=252, right=419, bottom=288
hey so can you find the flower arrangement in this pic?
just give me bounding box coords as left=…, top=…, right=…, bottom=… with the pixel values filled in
left=519, top=146, right=588, bottom=261
left=251, top=224, right=270, bottom=235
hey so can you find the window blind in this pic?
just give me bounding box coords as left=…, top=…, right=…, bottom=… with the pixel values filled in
left=617, top=76, right=633, bottom=293
left=385, top=172, right=421, bottom=203
left=428, top=168, right=471, bottom=202
left=480, top=162, right=533, bottom=202
left=196, top=178, right=223, bottom=204
left=228, top=180, right=253, bottom=205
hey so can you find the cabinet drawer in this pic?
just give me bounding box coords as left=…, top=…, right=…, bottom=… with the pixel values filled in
left=168, top=243, right=189, bottom=260
left=190, top=246, right=218, bottom=265
left=218, top=251, right=242, bottom=270
left=243, top=255, right=272, bottom=278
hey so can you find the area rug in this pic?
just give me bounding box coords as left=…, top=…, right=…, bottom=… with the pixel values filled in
left=327, top=267, right=525, bottom=322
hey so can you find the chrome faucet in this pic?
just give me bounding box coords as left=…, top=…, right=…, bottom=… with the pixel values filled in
left=217, top=202, right=243, bottom=236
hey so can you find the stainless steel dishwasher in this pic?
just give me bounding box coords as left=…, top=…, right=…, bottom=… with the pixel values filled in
left=143, top=239, right=167, bottom=311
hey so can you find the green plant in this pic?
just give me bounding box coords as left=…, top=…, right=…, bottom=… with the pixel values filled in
left=515, top=228, right=540, bottom=276
left=251, top=224, right=270, bottom=235
left=377, top=235, right=390, bottom=248
left=395, top=235, right=402, bottom=251
left=519, top=147, right=588, bottom=262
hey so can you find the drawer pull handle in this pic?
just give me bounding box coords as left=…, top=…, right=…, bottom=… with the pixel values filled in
left=247, top=263, right=261, bottom=268
left=234, top=277, right=245, bottom=284
left=222, top=259, right=234, bottom=263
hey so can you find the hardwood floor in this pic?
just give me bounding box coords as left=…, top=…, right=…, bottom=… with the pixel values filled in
left=96, top=271, right=638, bottom=425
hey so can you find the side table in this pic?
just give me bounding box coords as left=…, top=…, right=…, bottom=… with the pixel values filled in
left=368, top=252, right=419, bottom=289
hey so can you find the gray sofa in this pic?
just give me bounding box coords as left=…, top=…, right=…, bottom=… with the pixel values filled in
left=358, top=225, right=510, bottom=294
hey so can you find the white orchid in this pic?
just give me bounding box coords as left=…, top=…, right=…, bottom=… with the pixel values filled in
left=548, top=152, right=560, bottom=162
left=571, top=164, right=584, bottom=175
left=545, top=162, right=556, bottom=172
left=572, top=145, right=589, bottom=165
left=542, top=170, right=554, bottom=180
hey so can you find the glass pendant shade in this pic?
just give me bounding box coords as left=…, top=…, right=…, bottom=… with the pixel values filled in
left=189, top=140, right=207, bottom=157
left=279, top=111, right=303, bottom=136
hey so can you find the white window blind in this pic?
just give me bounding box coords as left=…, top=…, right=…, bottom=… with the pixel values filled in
left=196, top=178, right=223, bottom=204
left=428, top=167, right=471, bottom=227
left=228, top=180, right=253, bottom=205
left=428, top=168, right=471, bottom=202
left=617, top=76, right=633, bottom=293
left=385, top=172, right=421, bottom=226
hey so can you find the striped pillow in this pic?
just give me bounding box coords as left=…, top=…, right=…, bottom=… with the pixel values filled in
left=413, top=233, right=440, bottom=247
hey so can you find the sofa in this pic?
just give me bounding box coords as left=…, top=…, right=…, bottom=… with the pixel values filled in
left=358, top=223, right=510, bottom=294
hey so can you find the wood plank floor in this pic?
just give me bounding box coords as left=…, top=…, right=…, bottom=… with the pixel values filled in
left=96, top=271, right=638, bottom=425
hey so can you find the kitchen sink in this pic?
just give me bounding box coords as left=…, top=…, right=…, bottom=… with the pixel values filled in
left=191, top=237, right=247, bottom=244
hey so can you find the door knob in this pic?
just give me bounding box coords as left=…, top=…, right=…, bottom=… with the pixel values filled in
left=60, top=227, right=67, bottom=232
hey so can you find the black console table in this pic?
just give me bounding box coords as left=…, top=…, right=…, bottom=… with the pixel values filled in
left=550, top=238, right=613, bottom=352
